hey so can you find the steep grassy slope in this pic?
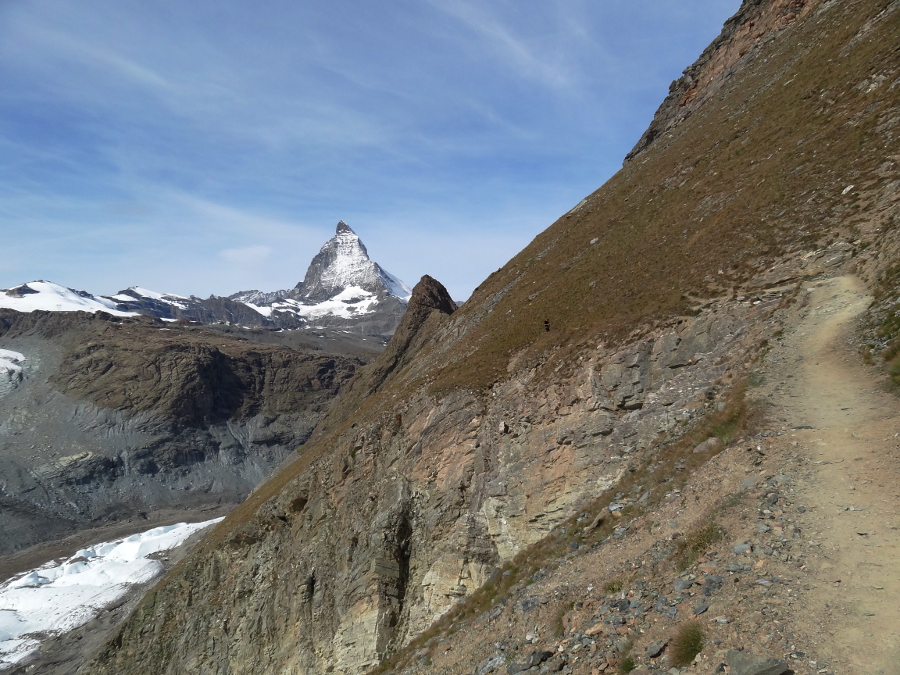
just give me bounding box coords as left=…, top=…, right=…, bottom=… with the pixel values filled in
left=414, top=0, right=899, bottom=392
left=80, top=1, right=900, bottom=674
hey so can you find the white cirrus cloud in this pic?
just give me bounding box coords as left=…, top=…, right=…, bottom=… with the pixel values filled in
left=219, top=245, right=272, bottom=265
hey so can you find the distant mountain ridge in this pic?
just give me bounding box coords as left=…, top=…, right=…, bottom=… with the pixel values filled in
left=0, top=222, right=411, bottom=338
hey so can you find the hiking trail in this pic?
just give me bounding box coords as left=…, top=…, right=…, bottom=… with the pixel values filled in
left=761, top=275, right=900, bottom=674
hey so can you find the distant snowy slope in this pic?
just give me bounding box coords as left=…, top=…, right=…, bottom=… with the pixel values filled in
left=0, top=518, right=223, bottom=669
left=0, top=350, right=23, bottom=374
left=107, top=286, right=190, bottom=306
left=0, top=349, right=24, bottom=398
left=0, top=281, right=136, bottom=317
left=243, top=287, right=381, bottom=321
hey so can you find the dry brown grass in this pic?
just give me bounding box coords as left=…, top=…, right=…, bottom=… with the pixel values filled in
left=411, top=0, right=898, bottom=395
left=671, top=621, right=705, bottom=666
left=674, top=520, right=725, bottom=572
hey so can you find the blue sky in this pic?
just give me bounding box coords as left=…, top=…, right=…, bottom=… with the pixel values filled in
left=0, top=0, right=742, bottom=300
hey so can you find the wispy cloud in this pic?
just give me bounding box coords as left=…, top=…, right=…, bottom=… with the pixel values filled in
left=424, top=0, right=577, bottom=90
left=26, top=25, right=173, bottom=91
left=219, top=245, right=272, bottom=265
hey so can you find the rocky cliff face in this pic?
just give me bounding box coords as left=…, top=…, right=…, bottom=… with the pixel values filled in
left=80, top=0, right=900, bottom=673
left=0, top=309, right=363, bottom=556
left=83, top=282, right=783, bottom=675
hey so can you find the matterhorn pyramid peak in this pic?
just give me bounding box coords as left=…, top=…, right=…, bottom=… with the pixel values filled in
left=296, top=221, right=411, bottom=304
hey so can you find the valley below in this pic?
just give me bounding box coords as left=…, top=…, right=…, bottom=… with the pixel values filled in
left=0, top=309, right=367, bottom=557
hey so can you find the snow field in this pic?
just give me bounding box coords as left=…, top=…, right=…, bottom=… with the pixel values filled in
left=0, top=282, right=136, bottom=317
left=0, top=518, right=223, bottom=669
left=0, top=350, right=24, bottom=375
left=246, top=285, right=380, bottom=320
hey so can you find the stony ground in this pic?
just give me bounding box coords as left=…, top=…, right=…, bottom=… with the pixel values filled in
left=388, top=275, right=899, bottom=675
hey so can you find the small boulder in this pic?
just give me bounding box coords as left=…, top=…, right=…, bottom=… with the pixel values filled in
left=703, top=575, right=724, bottom=596
left=506, top=650, right=553, bottom=674
left=476, top=654, right=506, bottom=675
left=726, top=649, right=790, bottom=675
left=693, top=437, right=723, bottom=453
left=581, top=508, right=609, bottom=536
left=674, top=578, right=693, bottom=592
left=646, top=638, right=668, bottom=658
left=542, top=653, right=566, bottom=673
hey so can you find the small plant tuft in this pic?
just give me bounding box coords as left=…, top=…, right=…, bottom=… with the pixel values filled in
left=674, top=521, right=724, bottom=571
left=617, top=653, right=636, bottom=674
left=617, top=639, right=636, bottom=674
left=670, top=621, right=705, bottom=666
left=604, top=579, right=623, bottom=594
left=552, top=601, right=575, bottom=637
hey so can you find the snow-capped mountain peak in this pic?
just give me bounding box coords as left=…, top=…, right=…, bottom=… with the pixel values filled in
left=296, top=221, right=411, bottom=303
left=1, top=222, right=411, bottom=338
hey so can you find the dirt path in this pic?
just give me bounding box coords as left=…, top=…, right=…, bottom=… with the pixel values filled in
left=761, top=276, right=900, bottom=674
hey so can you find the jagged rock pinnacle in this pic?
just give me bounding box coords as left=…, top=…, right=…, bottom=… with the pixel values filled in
left=336, top=220, right=354, bottom=234
left=407, top=275, right=456, bottom=316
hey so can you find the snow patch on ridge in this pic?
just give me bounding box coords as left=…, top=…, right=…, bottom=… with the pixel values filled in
left=0, top=518, right=223, bottom=669
left=0, top=350, right=24, bottom=374
left=246, top=286, right=379, bottom=320
left=127, top=286, right=188, bottom=301
left=378, top=267, right=412, bottom=301
left=295, top=286, right=378, bottom=319
left=0, top=282, right=136, bottom=317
